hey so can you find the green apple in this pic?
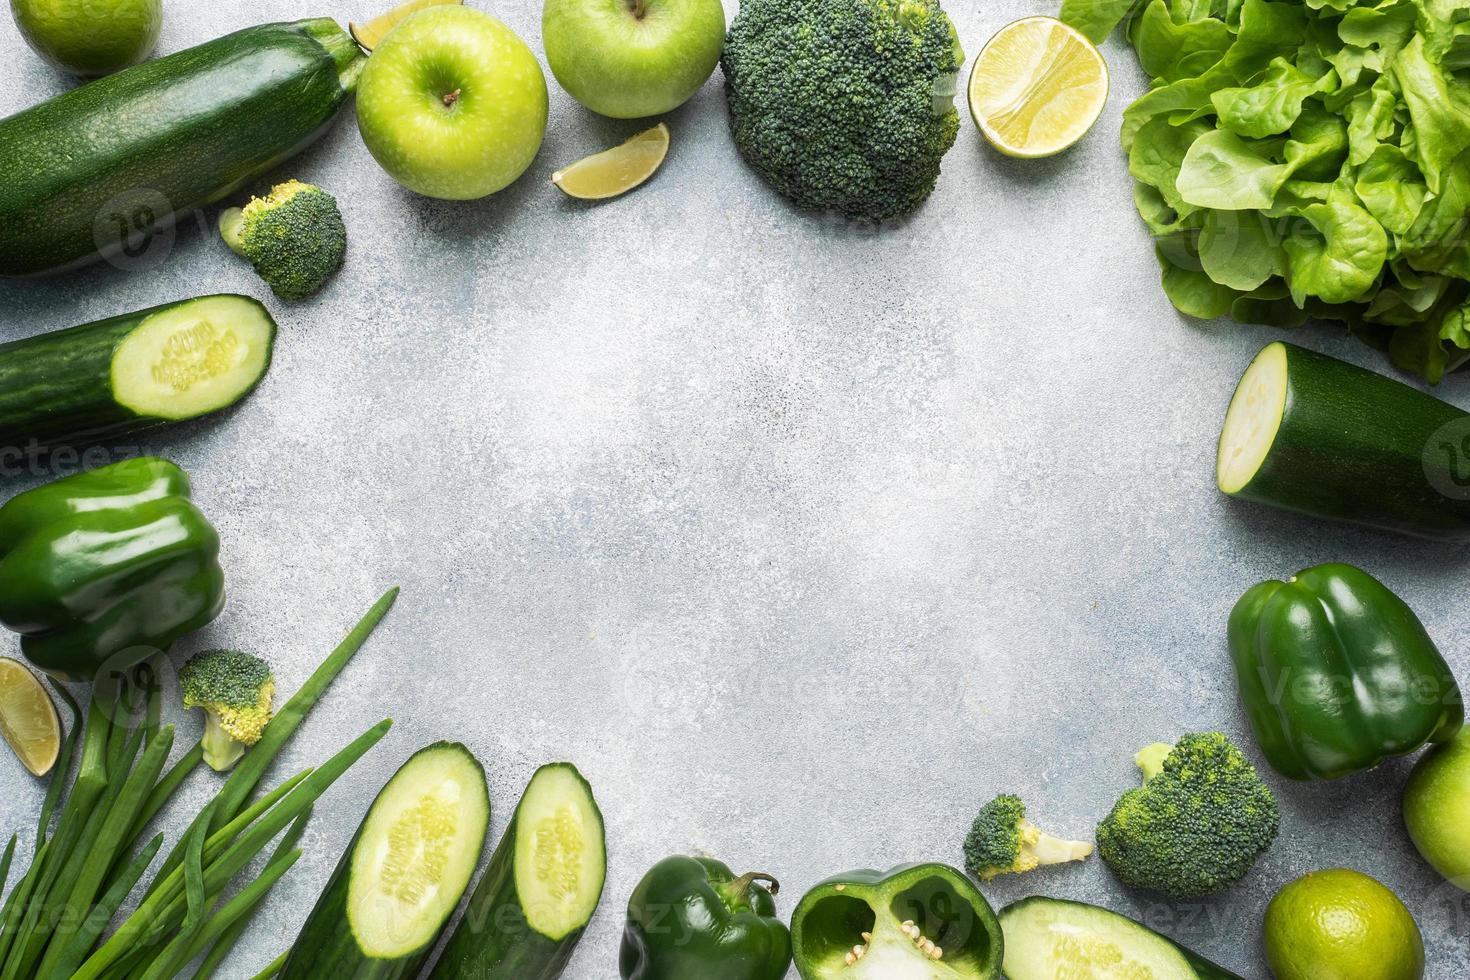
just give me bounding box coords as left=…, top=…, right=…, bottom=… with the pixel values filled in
left=10, top=0, right=161, bottom=76
left=1404, top=728, right=1470, bottom=889
left=543, top=0, right=725, bottom=119
left=356, top=5, right=548, bottom=200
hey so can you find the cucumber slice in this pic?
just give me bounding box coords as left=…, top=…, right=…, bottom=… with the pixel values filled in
left=280, top=742, right=489, bottom=979
left=0, top=294, right=275, bottom=451
left=1000, top=897, right=1242, bottom=980
left=111, top=295, right=274, bottom=419
left=430, top=762, right=606, bottom=980
left=1216, top=341, right=1470, bottom=539
left=514, top=764, right=605, bottom=940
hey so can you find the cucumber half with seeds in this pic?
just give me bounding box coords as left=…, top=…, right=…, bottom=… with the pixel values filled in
left=1000, top=897, right=1242, bottom=980
left=1217, top=341, right=1470, bottom=539
left=430, top=762, right=606, bottom=980
left=280, top=741, right=490, bottom=979
left=0, top=295, right=275, bottom=452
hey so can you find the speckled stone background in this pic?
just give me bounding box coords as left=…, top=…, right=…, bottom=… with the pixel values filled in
left=2, top=0, right=1469, bottom=977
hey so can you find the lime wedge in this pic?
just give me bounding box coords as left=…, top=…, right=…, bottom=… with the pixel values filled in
left=968, top=16, right=1109, bottom=158
left=350, top=0, right=462, bottom=52
left=0, top=658, right=60, bottom=777
left=552, top=124, right=670, bottom=201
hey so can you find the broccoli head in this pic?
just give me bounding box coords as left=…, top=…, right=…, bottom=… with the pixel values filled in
left=219, top=180, right=346, bottom=300
left=721, top=0, right=965, bottom=221
left=179, top=649, right=275, bottom=772
left=1096, top=732, right=1280, bottom=899
left=963, top=793, right=1093, bottom=881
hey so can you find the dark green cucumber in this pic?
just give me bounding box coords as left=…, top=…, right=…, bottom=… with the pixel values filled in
left=1217, top=341, right=1470, bottom=539
left=0, top=19, right=364, bottom=277
left=279, top=742, right=490, bottom=980
left=1000, top=897, right=1243, bottom=980
left=430, top=763, right=606, bottom=980
left=0, top=295, right=276, bottom=452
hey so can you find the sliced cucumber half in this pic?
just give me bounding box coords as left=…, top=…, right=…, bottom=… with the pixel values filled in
left=430, top=762, right=605, bottom=980
left=111, top=294, right=275, bottom=420
left=346, top=742, right=490, bottom=959
left=1217, top=341, right=1287, bottom=495
left=1000, top=897, right=1241, bottom=980
left=514, top=763, right=606, bottom=940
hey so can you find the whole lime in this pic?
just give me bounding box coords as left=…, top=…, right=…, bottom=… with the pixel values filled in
left=10, top=0, right=162, bottom=76
left=1264, top=869, right=1423, bottom=980
left=1404, top=728, right=1470, bottom=889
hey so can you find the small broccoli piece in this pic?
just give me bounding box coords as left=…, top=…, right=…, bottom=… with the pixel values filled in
left=1096, top=732, right=1280, bottom=899
left=963, top=794, right=1094, bottom=881
left=219, top=180, right=346, bottom=300
left=179, top=650, right=275, bottom=772
left=721, top=0, right=965, bottom=221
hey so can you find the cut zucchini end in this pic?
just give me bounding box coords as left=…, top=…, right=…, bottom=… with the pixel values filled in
left=512, top=763, right=607, bottom=942
left=347, top=742, right=490, bottom=959
left=1217, top=341, right=1288, bottom=495
left=999, top=898, right=1196, bottom=980
left=111, top=295, right=276, bottom=422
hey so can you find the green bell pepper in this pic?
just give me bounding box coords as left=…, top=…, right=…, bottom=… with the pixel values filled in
left=0, top=457, right=225, bottom=681
left=1229, top=562, right=1464, bottom=781
left=619, top=855, right=792, bottom=980
left=791, top=863, right=1002, bottom=979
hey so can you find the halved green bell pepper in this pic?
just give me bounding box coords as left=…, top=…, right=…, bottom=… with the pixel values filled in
left=791, top=863, right=1002, bottom=979
left=1229, top=562, right=1464, bottom=781
left=620, top=854, right=792, bottom=980
left=0, top=457, right=225, bottom=681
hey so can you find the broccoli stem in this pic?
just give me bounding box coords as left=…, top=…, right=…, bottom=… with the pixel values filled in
left=201, top=714, right=246, bottom=772
left=218, top=208, right=247, bottom=255
left=1028, top=828, right=1095, bottom=866
left=1135, top=743, right=1174, bottom=780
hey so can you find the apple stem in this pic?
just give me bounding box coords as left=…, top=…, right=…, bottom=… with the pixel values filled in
left=626, top=0, right=648, bottom=18
left=442, top=88, right=461, bottom=107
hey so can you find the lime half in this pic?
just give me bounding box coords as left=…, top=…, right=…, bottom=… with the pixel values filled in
left=552, top=124, right=670, bottom=201
left=0, top=658, right=60, bottom=777
left=968, top=16, right=1109, bottom=158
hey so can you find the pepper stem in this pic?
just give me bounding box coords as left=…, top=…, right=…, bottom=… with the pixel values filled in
left=730, top=871, right=781, bottom=899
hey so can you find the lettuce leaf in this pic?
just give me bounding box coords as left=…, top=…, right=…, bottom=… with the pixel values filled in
left=1098, top=0, right=1470, bottom=380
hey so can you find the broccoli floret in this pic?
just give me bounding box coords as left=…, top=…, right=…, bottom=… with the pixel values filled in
left=721, top=0, right=965, bottom=221
left=963, top=794, right=1094, bottom=881
left=1096, top=732, right=1280, bottom=899
left=219, top=180, right=346, bottom=300
left=179, top=650, right=275, bottom=772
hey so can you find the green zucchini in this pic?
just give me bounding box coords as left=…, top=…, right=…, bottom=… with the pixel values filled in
left=429, top=763, right=606, bottom=980
left=1217, top=341, right=1470, bottom=539
left=0, top=295, right=276, bottom=452
left=1000, top=897, right=1243, bottom=980
left=0, top=19, right=364, bottom=277
left=279, top=742, right=490, bottom=980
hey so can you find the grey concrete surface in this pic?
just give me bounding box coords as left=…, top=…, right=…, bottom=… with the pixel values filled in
left=2, top=1, right=1469, bottom=977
